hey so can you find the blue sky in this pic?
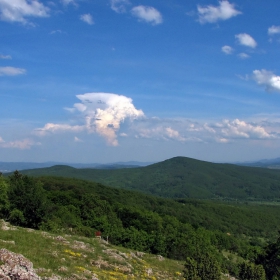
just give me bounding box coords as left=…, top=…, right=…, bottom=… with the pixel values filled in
left=1, top=0, right=280, bottom=163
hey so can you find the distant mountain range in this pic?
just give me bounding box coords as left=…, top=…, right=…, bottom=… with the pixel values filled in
left=14, top=156, right=280, bottom=201
left=0, top=161, right=153, bottom=173
left=235, top=157, right=280, bottom=169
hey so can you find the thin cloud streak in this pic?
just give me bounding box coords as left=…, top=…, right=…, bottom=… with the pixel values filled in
left=0, top=67, right=26, bottom=76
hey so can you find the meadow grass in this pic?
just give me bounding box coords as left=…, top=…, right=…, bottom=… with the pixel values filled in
left=0, top=221, right=184, bottom=279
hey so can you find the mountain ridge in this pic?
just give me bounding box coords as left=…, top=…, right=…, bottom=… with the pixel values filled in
left=15, top=156, right=280, bottom=201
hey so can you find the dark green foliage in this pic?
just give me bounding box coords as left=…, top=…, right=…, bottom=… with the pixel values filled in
left=0, top=176, right=9, bottom=218
left=256, top=234, right=280, bottom=280
left=8, top=209, right=25, bottom=225
left=18, top=156, right=280, bottom=201
left=35, top=176, right=280, bottom=241
left=183, top=251, right=221, bottom=280
left=183, top=257, right=201, bottom=280
left=238, top=262, right=266, bottom=280
left=8, top=171, right=48, bottom=228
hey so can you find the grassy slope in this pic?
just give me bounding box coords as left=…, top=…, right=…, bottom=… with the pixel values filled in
left=19, top=156, right=280, bottom=201
left=0, top=220, right=184, bottom=280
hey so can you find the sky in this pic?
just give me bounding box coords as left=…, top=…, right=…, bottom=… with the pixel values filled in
left=1, top=0, right=280, bottom=163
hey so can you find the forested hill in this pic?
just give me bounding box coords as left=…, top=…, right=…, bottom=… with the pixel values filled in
left=18, top=156, right=280, bottom=201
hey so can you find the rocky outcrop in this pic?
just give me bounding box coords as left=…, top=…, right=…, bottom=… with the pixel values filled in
left=0, top=248, right=41, bottom=280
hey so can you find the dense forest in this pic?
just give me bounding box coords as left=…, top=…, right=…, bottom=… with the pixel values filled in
left=1, top=170, right=280, bottom=279
left=19, top=156, right=280, bottom=201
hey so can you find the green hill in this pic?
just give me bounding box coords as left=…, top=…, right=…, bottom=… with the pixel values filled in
left=18, top=156, right=280, bottom=201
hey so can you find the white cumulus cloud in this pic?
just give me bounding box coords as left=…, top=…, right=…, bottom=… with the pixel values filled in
left=0, top=0, right=49, bottom=24
left=222, top=45, right=234, bottom=54
left=197, top=0, right=241, bottom=24
left=252, top=69, right=280, bottom=92
left=80, top=14, right=94, bottom=25
left=110, top=0, right=130, bottom=13
left=36, top=93, right=145, bottom=146
left=217, top=119, right=273, bottom=140
left=268, top=25, right=280, bottom=35
left=235, top=33, right=257, bottom=48
left=0, top=67, right=26, bottom=76
left=75, top=93, right=145, bottom=146
left=131, top=5, right=163, bottom=25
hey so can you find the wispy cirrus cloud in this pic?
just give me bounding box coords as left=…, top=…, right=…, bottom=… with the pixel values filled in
left=80, top=14, right=94, bottom=25
left=0, top=0, right=49, bottom=24
left=238, top=53, right=249, bottom=59
left=131, top=5, right=163, bottom=25
left=0, top=67, right=26, bottom=76
left=235, top=33, right=257, bottom=48
left=252, top=69, right=280, bottom=92
left=61, top=0, right=76, bottom=6
left=197, top=0, right=241, bottom=24
left=0, top=54, right=11, bottom=59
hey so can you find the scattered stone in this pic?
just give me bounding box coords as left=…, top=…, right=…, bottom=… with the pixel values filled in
left=44, top=274, right=62, bottom=280
left=116, top=265, right=131, bottom=274
left=156, top=255, right=164, bottom=261
left=35, top=268, right=51, bottom=274
left=0, top=248, right=41, bottom=280
left=103, top=249, right=126, bottom=262
left=146, top=268, right=153, bottom=276
left=118, top=251, right=128, bottom=259
left=0, top=220, right=16, bottom=231
left=58, top=266, right=68, bottom=272
left=129, top=252, right=142, bottom=262
left=91, top=258, right=110, bottom=269
left=41, top=232, right=52, bottom=239
left=51, top=251, right=58, bottom=257
left=54, top=236, right=69, bottom=243
left=135, top=251, right=145, bottom=258
left=223, top=273, right=238, bottom=280
left=71, top=240, right=91, bottom=251
left=0, top=240, right=15, bottom=245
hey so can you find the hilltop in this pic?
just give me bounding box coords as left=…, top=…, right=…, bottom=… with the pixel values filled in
left=18, top=156, right=280, bottom=201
